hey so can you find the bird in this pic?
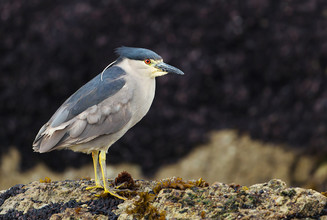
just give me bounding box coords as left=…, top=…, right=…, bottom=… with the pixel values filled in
left=33, top=46, right=184, bottom=200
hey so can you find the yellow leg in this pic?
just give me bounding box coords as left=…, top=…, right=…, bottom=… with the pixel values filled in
left=99, top=150, right=108, bottom=190
left=99, top=150, right=126, bottom=200
left=85, top=151, right=103, bottom=190
left=92, top=151, right=102, bottom=186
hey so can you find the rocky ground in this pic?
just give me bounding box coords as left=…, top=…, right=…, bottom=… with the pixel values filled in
left=0, top=174, right=326, bottom=219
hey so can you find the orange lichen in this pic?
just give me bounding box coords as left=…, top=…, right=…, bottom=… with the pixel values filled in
left=242, top=186, right=249, bottom=191
left=74, top=207, right=82, bottom=214
left=153, top=177, right=209, bottom=194
left=39, top=177, right=51, bottom=183
left=195, top=178, right=209, bottom=187
left=201, top=210, right=206, bottom=219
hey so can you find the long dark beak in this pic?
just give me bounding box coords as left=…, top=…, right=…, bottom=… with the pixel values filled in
left=155, top=62, right=184, bottom=75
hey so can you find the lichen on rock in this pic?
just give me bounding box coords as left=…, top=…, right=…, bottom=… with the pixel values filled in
left=0, top=177, right=326, bottom=219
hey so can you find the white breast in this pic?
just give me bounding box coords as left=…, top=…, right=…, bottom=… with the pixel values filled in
left=116, top=59, right=157, bottom=127
left=126, top=72, right=156, bottom=127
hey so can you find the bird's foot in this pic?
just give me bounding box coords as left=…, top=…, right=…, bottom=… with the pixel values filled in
left=96, top=189, right=127, bottom=200
left=85, top=184, right=126, bottom=200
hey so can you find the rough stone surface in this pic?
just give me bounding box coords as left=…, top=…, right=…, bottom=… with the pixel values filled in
left=155, top=130, right=317, bottom=187
left=0, top=179, right=123, bottom=219
left=313, top=162, right=327, bottom=190
left=0, top=178, right=326, bottom=219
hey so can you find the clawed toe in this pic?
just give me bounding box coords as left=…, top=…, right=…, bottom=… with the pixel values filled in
left=85, top=184, right=126, bottom=200
left=96, top=189, right=126, bottom=200
left=85, top=185, right=103, bottom=190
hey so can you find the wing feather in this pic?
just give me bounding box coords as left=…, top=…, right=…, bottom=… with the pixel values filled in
left=50, top=66, right=126, bottom=127
left=33, top=65, right=133, bottom=153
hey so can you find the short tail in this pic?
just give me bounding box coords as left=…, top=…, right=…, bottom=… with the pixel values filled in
left=32, top=123, right=67, bottom=153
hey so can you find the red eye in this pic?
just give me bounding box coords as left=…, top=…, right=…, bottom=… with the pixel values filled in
left=144, top=59, right=151, bottom=65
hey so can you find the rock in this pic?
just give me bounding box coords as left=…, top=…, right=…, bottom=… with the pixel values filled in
left=156, top=130, right=317, bottom=187
left=312, top=162, right=327, bottom=191
left=0, top=176, right=326, bottom=219
left=0, top=179, right=122, bottom=219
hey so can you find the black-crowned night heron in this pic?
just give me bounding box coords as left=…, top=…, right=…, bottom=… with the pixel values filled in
left=33, top=46, right=184, bottom=200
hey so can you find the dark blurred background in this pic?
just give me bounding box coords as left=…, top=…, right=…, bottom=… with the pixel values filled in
left=1, top=0, right=327, bottom=178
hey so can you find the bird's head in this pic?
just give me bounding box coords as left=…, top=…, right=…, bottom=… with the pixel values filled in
left=115, top=46, right=184, bottom=78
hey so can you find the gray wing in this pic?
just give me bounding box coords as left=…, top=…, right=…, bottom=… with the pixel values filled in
left=33, top=65, right=134, bottom=153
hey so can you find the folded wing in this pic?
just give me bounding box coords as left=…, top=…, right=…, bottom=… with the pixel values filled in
left=33, top=66, right=134, bottom=153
